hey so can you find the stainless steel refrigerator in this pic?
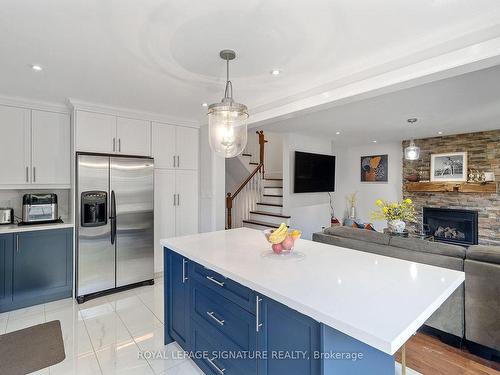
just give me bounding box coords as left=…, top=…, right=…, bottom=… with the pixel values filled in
left=76, top=153, right=154, bottom=303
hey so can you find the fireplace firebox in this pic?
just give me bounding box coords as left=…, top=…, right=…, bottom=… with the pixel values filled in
left=423, top=207, right=478, bottom=246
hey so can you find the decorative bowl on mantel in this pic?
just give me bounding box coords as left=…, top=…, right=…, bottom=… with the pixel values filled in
left=263, top=225, right=301, bottom=255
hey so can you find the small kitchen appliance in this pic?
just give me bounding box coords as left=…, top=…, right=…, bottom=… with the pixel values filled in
left=0, top=208, right=14, bottom=225
left=21, top=193, right=59, bottom=224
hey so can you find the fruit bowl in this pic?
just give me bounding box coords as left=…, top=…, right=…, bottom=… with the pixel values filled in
left=263, top=224, right=301, bottom=255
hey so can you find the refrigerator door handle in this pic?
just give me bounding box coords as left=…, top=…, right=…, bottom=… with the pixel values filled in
left=110, top=190, right=116, bottom=245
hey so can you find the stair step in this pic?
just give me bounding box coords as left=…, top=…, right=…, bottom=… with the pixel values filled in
left=256, top=202, right=283, bottom=215
left=250, top=211, right=291, bottom=219
left=264, top=178, right=283, bottom=180
left=263, top=194, right=283, bottom=197
left=264, top=186, right=283, bottom=188
left=261, top=195, right=283, bottom=205
left=242, top=153, right=252, bottom=157
left=242, top=219, right=281, bottom=230
left=249, top=162, right=259, bottom=165
left=256, top=203, right=283, bottom=207
left=263, top=187, right=283, bottom=195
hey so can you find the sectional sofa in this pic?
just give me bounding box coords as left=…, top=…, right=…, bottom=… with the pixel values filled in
left=312, top=226, right=499, bottom=361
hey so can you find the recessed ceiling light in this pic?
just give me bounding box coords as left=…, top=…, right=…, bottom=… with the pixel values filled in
left=201, top=102, right=208, bottom=107
left=372, top=140, right=377, bottom=143
left=335, top=131, right=341, bottom=135
left=437, top=131, right=443, bottom=135
left=31, top=64, right=43, bottom=71
left=270, top=69, right=281, bottom=76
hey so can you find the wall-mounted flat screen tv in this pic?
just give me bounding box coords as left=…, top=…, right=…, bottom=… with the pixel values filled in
left=294, top=151, right=335, bottom=193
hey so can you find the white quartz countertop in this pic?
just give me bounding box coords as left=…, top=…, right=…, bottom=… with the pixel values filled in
left=161, top=228, right=465, bottom=355
left=0, top=219, right=74, bottom=234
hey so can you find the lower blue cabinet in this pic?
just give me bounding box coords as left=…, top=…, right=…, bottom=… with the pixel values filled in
left=0, top=234, right=14, bottom=311
left=0, top=228, right=73, bottom=313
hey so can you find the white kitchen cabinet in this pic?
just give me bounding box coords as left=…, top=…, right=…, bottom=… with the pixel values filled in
left=152, top=122, right=198, bottom=170
left=176, top=126, right=199, bottom=170
left=0, top=106, right=31, bottom=185
left=31, top=110, right=70, bottom=185
left=116, top=117, right=151, bottom=156
left=152, top=122, right=176, bottom=169
left=175, top=170, right=199, bottom=236
left=154, top=168, right=198, bottom=271
left=76, top=111, right=116, bottom=154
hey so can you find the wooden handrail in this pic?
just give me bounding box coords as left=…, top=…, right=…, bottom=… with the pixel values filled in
left=226, top=131, right=267, bottom=229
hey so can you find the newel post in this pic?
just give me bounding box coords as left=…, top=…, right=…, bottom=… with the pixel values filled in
left=226, top=192, right=233, bottom=229
left=256, top=130, right=268, bottom=177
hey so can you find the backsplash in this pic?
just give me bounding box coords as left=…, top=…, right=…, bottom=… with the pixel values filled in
left=0, top=189, right=71, bottom=223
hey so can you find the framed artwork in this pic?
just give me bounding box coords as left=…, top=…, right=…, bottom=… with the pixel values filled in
left=361, top=154, right=388, bottom=182
left=430, top=152, right=467, bottom=182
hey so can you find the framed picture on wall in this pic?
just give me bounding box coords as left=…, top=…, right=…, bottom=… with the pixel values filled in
left=360, top=154, right=388, bottom=182
left=430, top=152, right=468, bottom=182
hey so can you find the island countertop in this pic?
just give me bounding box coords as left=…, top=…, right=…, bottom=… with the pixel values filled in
left=160, top=227, right=464, bottom=355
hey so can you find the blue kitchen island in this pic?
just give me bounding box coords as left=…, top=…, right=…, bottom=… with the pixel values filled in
left=162, top=228, right=464, bottom=375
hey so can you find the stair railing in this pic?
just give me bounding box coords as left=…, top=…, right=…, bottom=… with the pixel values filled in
left=226, top=131, right=267, bottom=229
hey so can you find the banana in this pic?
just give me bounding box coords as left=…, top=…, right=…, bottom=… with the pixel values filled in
left=269, top=223, right=288, bottom=244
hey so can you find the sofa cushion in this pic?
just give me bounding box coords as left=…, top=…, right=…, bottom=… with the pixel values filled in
left=389, top=236, right=466, bottom=259
left=323, top=226, right=390, bottom=245
left=467, top=245, right=500, bottom=265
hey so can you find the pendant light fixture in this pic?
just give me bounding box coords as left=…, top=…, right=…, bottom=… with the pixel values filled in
left=208, top=50, right=249, bottom=158
left=404, top=118, right=420, bottom=160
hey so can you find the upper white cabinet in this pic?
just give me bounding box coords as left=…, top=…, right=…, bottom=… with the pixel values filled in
left=0, top=106, right=31, bottom=185
left=76, top=111, right=116, bottom=154
left=0, top=105, right=70, bottom=188
left=76, top=110, right=151, bottom=156
left=152, top=122, right=198, bottom=170
left=116, top=117, right=151, bottom=156
left=31, top=110, right=71, bottom=185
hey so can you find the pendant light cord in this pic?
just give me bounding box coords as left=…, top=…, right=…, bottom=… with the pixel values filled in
left=223, top=57, right=233, bottom=100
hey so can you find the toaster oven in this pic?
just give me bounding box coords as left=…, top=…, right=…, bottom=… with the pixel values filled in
left=22, top=193, right=58, bottom=223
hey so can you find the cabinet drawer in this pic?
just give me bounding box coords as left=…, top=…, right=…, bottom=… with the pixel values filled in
left=191, top=280, right=256, bottom=352
left=191, top=263, right=255, bottom=313
left=191, top=319, right=256, bottom=375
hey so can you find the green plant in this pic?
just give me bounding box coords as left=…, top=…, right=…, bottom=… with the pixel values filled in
left=346, top=192, right=357, bottom=208
left=371, top=199, right=417, bottom=222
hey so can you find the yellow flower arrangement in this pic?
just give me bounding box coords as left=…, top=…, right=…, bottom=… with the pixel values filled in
left=371, top=199, right=416, bottom=222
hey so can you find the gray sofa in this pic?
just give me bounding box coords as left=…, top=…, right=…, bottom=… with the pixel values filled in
left=313, top=226, right=500, bottom=360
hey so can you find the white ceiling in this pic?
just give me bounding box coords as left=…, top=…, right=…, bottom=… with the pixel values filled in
left=262, top=64, right=500, bottom=144
left=1, top=0, right=500, bottom=124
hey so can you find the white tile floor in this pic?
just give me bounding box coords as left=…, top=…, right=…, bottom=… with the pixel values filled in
left=0, top=278, right=204, bottom=375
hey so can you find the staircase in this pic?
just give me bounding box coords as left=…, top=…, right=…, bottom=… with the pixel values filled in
left=226, top=131, right=290, bottom=230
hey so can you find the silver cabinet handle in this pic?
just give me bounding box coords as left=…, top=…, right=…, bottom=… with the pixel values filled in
left=182, top=258, right=188, bottom=283
left=177, top=194, right=180, bottom=206
left=256, top=295, right=262, bottom=332
left=173, top=194, right=176, bottom=206
left=16, top=234, right=20, bottom=253
left=207, top=311, right=225, bottom=326
left=26, top=166, right=29, bottom=182
left=118, top=138, right=121, bottom=152
left=177, top=155, right=180, bottom=168
left=207, top=357, right=225, bottom=375
left=113, top=138, right=116, bottom=152
left=173, top=155, right=176, bottom=168
left=33, top=167, right=36, bottom=182
left=206, top=275, right=225, bottom=287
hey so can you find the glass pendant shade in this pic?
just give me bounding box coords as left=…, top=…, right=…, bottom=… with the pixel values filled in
left=208, top=99, right=248, bottom=158
left=404, top=140, right=420, bottom=160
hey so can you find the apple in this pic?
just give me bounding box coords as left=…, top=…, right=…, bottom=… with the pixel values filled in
left=272, top=243, right=284, bottom=254
left=282, top=236, right=294, bottom=250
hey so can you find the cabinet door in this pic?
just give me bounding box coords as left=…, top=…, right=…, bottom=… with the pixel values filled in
left=76, top=110, right=116, bottom=153
left=0, top=105, right=31, bottom=185
left=257, top=296, right=321, bottom=375
left=116, top=117, right=151, bottom=156
left=152, top=122, right=176, bottom=169
left=175, top=170, right=199, bottom=236
left=154, top=169, right=176, bottom=271
left=13, top=229, right=73, bottom=305
left=176, top=126, right=199, bottom=170
left=166, top=250, right=190, bottom=348
left=0, top=234, right=13, bottom=311
left=31, top=110, right=70, bottom=185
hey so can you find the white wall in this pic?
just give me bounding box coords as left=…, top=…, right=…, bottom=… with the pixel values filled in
left=282, top=133, right=334, bottom=240
left=333, top=142, right=403, bottom=231
left=199, top=124, right=226, bottom=233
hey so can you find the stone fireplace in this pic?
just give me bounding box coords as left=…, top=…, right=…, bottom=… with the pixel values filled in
left=423, top=207, right=478, bottom=246
left=403, top=130, right=500, bottom=246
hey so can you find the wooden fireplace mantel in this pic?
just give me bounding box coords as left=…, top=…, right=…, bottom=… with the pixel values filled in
left=406, top=181, right=497, bottom=193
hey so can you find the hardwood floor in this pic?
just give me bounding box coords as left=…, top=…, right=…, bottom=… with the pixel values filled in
left=395, top=333, right=500, bottom=375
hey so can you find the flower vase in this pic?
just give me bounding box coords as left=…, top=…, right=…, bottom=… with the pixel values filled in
left=388, top=219, right=406, bottom=233
left=349, top=206, right=356, bottom=219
